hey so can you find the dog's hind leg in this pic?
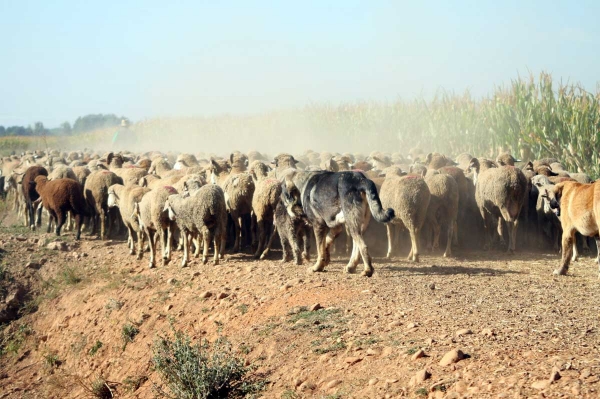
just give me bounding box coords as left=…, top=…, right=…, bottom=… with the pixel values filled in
left=324, top=225, right=343, bottom=265
left=554, top=228, right=575, bottom=275
left=344, top=239, right=360, bottom=274
left=311, top=224, right=328, bottom=273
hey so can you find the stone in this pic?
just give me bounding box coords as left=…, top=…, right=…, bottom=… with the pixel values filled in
left=531, top=380, right=550, bottom=390
left=456, top=329, right=473, bottom=337
left=344, top=357, right=363, bottom=365
left=200, top=291, right=213, bottom=299
left=217, top=292, right=229, bottom=300
left=549, top=367, right=561, bottom=382
left=411, top=349, right=426, bottom=360
left=325, top=379, right=342, bottom=389
left=440, top=349, right=465, bottom=366
left=309, top=303, right=322, bottom=311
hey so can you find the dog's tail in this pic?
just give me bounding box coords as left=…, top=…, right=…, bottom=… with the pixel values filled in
left=359, top=178, right=395, bottom=223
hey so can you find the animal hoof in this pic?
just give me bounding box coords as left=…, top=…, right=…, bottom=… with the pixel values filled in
left=344, top=266, right=356, bottom=274
left=361, top=269, right=374, bottom=277
left=148, top=262, right=155, bottom=269
left=202, top=257, right=208, bottom=265
left=553, top=268, right=567, bottom=276
left=181, top=261, right=188, bottom=268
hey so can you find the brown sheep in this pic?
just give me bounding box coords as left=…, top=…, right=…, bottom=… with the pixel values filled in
left=133, top=186, right=178, bottom=268
left=34, top=176, right=88, bottom=239
left=424, top=173, right=459, bottom=257
left=425, top=152, right=457, bottom=169
left=380, top=175, right=431, bottom=261
left=22, top=165, right=48, bottom=229
left=496, top=153, right=521, bottom=166
left=475, top=165, right=528, bottom=252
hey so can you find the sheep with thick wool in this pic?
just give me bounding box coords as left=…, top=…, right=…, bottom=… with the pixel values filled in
left=164, top=184, right=227, bottom=267
left=133, top=186, right=178, bottom=268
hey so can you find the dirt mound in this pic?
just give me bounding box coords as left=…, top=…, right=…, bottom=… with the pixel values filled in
left=1, top=223, right=600, bottom=398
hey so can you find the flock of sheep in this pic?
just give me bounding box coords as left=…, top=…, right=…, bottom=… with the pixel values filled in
left=0, top=148, right=594, bottom=276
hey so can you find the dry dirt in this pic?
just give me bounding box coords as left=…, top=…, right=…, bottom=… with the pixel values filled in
left=1, top=220, right=600, bottom=399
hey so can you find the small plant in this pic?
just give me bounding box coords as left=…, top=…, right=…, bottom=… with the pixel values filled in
left=281, top=389, right=299, bottom=399
left=0, top=323, right=32, bottom=357
left=237, top=304, right=249, bottom=315
left=415, top=387, right=428, bottom=396
left=152, top=329, right=265, bottom=399
left=89, top=340, right=103, bottom=356
left=44, top=352, right=62, bottom=368
left=105, top=298, right=124, bottom=311
left=121, top=324, right=139, bottom=350
left=60, top=266, right=81, bottom=285
left=123, top=375, right=148, bottom=392
left=313, top=341, right=346, bottom=355
left=406, top=346, right=420, bottom=355
left=90, top=377, right=113, bottom=399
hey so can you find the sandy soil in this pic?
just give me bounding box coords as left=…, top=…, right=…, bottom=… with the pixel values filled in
left=1, top=221, right=600, bottom=399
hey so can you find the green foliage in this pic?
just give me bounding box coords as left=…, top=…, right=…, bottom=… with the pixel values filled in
left=0, top=323, right=32, bottom=357
left=121, top=324, right=139, bottom=348
left=72, top=114, right=124, bottom=134
left=89, top=340, right=103, bottom=356
left=416, top=387, right=428, bottom=396
left=44, top=352, right=62, bottom=368
left=90, top=377, right=113, bottom=399
left=152, top=330, right=264, bottom=399
left=59, top=266, right=81, bottom=285
left=123, top=375, right=148, bottom=392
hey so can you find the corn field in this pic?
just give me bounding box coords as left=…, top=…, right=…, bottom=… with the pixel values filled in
left=3, top=72, right=599, bottom=177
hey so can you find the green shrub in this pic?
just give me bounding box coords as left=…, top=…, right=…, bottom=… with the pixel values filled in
left=152, top=330, right=264, bottom=399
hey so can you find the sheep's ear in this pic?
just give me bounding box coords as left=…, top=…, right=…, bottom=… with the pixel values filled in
left=210, top=159, right=218, bottom=168
left=420, top=169, right=427, bottom=178
left=107, top=152, right=114, bottom=166
left=291, top=156, right=297, bottom=165
left=425, top=153, right=433, bottom=164
left=229, top=153, right=234, bottom=164
left=272, top=158, right=279, bottom=167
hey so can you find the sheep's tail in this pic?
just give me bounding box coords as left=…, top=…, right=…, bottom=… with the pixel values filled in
left=359, top=178, right=394, bottom=223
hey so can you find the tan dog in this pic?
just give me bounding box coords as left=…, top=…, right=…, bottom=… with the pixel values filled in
left=546, top=181, right=600, bottom=275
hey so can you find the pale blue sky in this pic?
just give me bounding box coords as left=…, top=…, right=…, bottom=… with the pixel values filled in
left=0, top=0, right=597, bottom=128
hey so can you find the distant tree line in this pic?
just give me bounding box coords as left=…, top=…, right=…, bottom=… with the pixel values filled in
left=0, top=114, right=128, bottom=137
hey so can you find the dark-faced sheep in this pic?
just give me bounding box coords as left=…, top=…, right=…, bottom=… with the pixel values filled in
left=133, top=186, right=178, bottom=268
left=164, top=185, right=228, bottom=267
left=475, top=165, right=528, bottom=252
left=34, top=176, right=88, bottom=239
left=380, top=175, right=431, bottom=261
left=22, top=165, right=48, bottom=229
